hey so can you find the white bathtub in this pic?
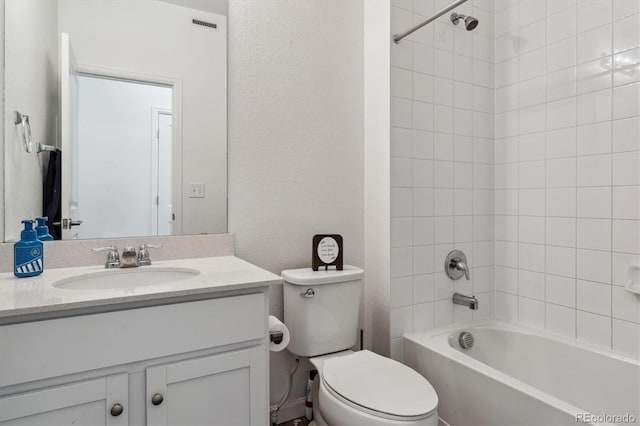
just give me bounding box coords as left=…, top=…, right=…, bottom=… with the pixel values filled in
left=403, top=320, right=640, bottom=426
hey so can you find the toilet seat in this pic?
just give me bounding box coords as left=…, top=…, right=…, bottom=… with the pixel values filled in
left=320, top=350, right=438, bottom=421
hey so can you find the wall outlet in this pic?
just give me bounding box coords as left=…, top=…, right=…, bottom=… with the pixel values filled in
left=189, top=183, right=205, bottom=198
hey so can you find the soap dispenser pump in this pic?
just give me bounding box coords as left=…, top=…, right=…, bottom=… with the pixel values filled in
left=14, top=220, right=44, bottom=277
left=35, top=217, right=53, bottom=241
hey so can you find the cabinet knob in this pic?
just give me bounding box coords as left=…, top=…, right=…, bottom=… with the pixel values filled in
left=110, top=403, right=124, bottom=417
left=151, top=393, right=164, bottom=406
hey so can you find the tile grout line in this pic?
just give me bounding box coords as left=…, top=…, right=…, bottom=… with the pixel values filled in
left=542, top=0, right=547, bottom=332
left=609, top=9, right=614, bottom=350
left=515, top=0, right=520, bottom=326
left=573, top=0, right=579, bottom=342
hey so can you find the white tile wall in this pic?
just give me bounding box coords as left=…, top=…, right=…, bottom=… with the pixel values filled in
left=391, top=0, right=640, bottom=360
left=492, top=0, right=640, bottom=357
left=390, top=0, right=495, bottom=360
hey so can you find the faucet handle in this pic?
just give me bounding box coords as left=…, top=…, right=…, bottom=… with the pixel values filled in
left=138, top=244, right=162, bottom=266
left=140, top=244, right=162, bottom=250
left=454, top=260, right=470, bottom=280
left=92, top=245, right=120, bottom=269
left=92, top=245, right=117, bottom=252
left=445, top=250, right=470, bottom=281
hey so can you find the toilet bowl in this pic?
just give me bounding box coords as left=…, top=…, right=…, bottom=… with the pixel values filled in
left=282, top=266, right=439, bottom=425
left=309, top=350, right=438, bottom=426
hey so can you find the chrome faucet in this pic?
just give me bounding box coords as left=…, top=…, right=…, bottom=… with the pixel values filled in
left=137, top=244, right=162, bottom=266
left=93, top=244, right=163, bottom=269
left=92, top=245, right=120, bottom=269
left=453, top=293, right=478, bottom=310
left=120, top=247, right=138, bottom=268
left=445, top=250, right=476, bottom=310
left=92, top=246, right=137, bottom=268
left=445, top=250, right=470, bottom=280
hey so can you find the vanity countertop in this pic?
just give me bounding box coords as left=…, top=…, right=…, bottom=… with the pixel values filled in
left=0, top=256, right=281, bottom=322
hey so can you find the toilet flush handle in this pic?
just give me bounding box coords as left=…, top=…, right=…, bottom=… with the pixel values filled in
left=300, top=288, right=315, bottom=298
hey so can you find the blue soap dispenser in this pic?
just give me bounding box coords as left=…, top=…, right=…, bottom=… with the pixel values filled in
left=35, top=217, right=53, bottom=241
left=14, top=220, right=44, bottom=277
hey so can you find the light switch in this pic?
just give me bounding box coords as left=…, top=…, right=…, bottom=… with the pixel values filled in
left=189, top=183, right=205, bottom=198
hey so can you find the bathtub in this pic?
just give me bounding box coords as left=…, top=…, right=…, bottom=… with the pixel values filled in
left=403, top=320, right=640, bottom=426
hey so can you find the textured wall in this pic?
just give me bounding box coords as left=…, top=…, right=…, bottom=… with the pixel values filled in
left=0, top=0, right=5, bottom=238
left=227, top=0, right=365, bottom=411
left=4, top=0, right=59, bottom=241
left=364, top=0, right=391, bottom=357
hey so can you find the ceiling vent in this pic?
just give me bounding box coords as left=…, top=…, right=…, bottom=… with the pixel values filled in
left=192, top=19, right=217, bottom=30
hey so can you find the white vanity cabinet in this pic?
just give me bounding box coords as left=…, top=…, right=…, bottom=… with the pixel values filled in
left=146, top=346, right=265, bottom=426
left=0, top=374, right=129, bottom=426
left=0, top=291, right=269, bottom=426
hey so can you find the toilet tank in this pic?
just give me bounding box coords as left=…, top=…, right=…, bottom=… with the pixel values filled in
left=282, top=266, right=364, bottom=357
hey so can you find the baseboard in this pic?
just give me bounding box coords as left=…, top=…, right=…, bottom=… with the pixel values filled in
left=276, top=396, right=306, bottom=424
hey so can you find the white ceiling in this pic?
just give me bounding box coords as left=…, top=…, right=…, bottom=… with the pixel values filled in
left=156, top=0, right=228, bottom=16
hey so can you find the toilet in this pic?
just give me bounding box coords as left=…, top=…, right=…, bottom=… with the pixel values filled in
left=282, top=266, right=439, bottom=425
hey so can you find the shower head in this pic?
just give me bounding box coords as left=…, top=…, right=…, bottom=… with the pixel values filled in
left=451, top=12, right=479, bottom=31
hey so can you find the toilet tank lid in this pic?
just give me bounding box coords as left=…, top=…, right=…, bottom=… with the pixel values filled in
left=281, top=265, right=363, bottom=285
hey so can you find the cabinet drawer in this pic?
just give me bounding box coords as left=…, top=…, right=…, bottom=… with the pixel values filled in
left=0, top=293, right=265, bottom=388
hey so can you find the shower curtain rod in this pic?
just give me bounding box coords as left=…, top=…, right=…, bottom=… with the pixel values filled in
left=393, top=0, right=469, bottom=43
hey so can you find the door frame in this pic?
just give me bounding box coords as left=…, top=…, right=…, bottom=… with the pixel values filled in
left=75, top=63, right=184, bottom=236
left=60, top=33, right=80, bottom=240
left=151, top=107, right=172, bottom=236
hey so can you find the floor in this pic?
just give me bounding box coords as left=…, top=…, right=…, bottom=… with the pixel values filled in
left=278, top=417, right=311, bottom=426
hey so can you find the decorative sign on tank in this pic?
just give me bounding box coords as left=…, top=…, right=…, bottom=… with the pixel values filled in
left=312, top=234, right=343, bottom=271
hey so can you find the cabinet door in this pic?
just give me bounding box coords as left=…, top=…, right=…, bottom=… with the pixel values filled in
left=146, top=346, right=267, bottom=426
left=0, top=374, right=128, bottom=426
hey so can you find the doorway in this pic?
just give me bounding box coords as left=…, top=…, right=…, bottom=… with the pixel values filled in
left=75, top=75, right=173, bottom=239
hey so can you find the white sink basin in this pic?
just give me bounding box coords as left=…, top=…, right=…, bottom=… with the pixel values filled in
left=53, top=267, right=200, bottom=290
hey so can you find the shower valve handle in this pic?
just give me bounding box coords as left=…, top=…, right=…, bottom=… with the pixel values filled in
left=450, top=259, right=470, bottom=280
left=445, top=250, right=470, bottom=281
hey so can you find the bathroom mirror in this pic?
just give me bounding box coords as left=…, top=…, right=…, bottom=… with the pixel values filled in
left=3, top=0, right=228, bottom=241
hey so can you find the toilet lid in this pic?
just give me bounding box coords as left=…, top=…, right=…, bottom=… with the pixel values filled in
left=321, top=350, right=438, bottom=418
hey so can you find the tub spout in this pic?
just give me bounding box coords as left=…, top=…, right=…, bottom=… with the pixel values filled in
left=453, top=293, right=478, bottom=310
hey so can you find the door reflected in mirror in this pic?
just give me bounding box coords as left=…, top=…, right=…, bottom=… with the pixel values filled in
left=4, top=0, right=228, bottom=241
left=76, top=75, right=174, bottom=239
